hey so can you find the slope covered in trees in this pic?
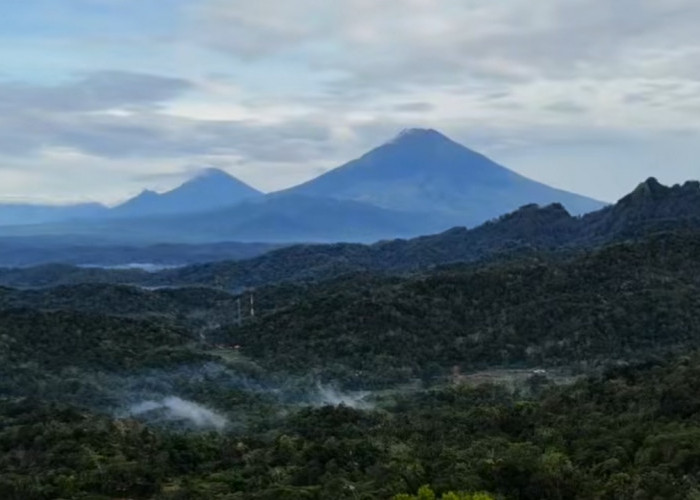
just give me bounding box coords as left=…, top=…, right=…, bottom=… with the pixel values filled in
left=0, top=180, right=699, bottom=498
left=5, top=353, right=700, bottom=498
left=216, top=230, right=700, bottom=386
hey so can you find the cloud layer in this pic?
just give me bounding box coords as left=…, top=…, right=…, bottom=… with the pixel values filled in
left=1, top=0, right=699, bottom=202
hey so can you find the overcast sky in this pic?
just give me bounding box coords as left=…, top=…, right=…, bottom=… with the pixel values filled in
left=1, top=0, right=699, bottom=204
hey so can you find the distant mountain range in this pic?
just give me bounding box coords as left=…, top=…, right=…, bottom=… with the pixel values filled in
left=0, top=176, right=697, bottom=288
left=1, top=129, right=608, bottom=244
left=147, top=176, right=700, bottom=289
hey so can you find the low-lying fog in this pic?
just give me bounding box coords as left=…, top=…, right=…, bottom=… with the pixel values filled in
left=102, top=362, right=373, bottom=432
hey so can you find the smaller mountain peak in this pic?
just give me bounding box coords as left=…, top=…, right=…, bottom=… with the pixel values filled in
left=187, top=167, right=237, bottom=184
left=642, top=177, right=663, bottom=190
left=196, top=167, right=231, bottom=179
left=136, top=189, right=159, bottom=198
left=628, top=177, right=669, bottom=200
left=500, top=202, right=572, bottom=223
left=176, top=167, right=262, bottom=197
left=398, top=127, right=440, bottom=137
left=682, top=180, right=700, bottom=192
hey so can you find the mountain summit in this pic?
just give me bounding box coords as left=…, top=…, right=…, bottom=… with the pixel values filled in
left=287, top=128, right=605, bottom=226
left=0, top=130, right=609, bottom=243
left=113, top=168, right=262, bottom=218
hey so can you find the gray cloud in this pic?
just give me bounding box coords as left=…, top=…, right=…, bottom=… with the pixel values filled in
left=0, top=103, right=337, bottom=167
left=392, top=102, right=435, bottom=113
left=0, top=71, right=192, bottom=113
left=544, top=101, right=587, bottom=114
left=188, top=0, right=700, bottom=84
left=0, top=69, right=340, bottom=164
left=2, top=1, right=700, bottom=203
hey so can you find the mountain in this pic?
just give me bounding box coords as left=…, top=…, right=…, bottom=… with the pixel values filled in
left=0, top=168, right=260, bottom=227
left=287, top=128, right=605, bottom=226
left=581, top=177, right=700, bottom=239
left=0, top=194, right=437, bottom=245
left=1, top=177, right=697, bottom=289
left=219, top=230, right=700, bottom=382
left=0, top=202, right=108, bottom=226
left=0, top=131, right=625, bottom=244
left=111, top=168, right=263, bottom=217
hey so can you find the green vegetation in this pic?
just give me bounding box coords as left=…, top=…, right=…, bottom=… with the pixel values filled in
left=1, top=188, right=700, bottom=498
left=221, top=231, right=700, bottom=386
left=393, top=486, right=495, bottom=500
left=5, top=353, right=700, bottom=498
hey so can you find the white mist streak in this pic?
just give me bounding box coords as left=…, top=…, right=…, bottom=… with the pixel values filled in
left=128, top=396, right=228, bottom=430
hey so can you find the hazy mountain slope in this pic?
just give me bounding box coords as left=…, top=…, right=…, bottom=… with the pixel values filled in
left=0, top=168, right=261, bottom=227
left=1, top=131, right=606, bottom=243
left=288, top=128, right=605, bottom=225
left=112, top=168, right=263, bottom=217
left=0, top=177, right=696, bottom=289
left=0, top=202, right=108, bottom=226
left=131, top=177, right=700, bottom=289
left=0, top=194, right=440, bottom=245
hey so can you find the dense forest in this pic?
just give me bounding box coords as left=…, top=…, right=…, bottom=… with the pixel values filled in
left=2, top=182, right=700, bottom=498
left=219, top=230, right=700, bottom=386
left=5, top=353, right=700, bottom=499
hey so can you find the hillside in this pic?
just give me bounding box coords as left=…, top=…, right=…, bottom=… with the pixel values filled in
left=3, top=228, right=699, bottom=388
left=2, top=230, right=700, bottom=498
left=215, top=230, right=700, bottom=385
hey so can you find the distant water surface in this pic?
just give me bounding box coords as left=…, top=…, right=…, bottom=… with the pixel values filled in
left=78, top=263, right=184, bottom=272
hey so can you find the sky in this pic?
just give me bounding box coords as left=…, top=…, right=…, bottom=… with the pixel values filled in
left=1, top=0, right=699, bottom=205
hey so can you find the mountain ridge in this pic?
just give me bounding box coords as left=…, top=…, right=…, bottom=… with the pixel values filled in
left=0, top=176, right=697, bottom=289
left=0, top=129, right=606, bottom=240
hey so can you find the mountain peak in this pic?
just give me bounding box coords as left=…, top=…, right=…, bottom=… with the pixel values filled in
left=500, top=202, right=572, bottom=223
left=178, top=167, right=259, bottom=192
left=193, top=167, right=234, bottom=181
left=135, top=189, right=159, bottom=199
left=609, top=177, right=700, bottom=227
left=639, top=177, right=665, bottom=193
left=389, top=128, right=450, bottom=145
left=622, top=177, right=671, bottom=204
left=113, top=168, right=262, bottom=217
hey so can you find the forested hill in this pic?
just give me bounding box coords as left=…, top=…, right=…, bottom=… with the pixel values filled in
left=3, top=229, right=700, bottom=388
left=1, top=210, right=700, bottom=498
left=2, top=230, right=700, bottom=497
left=215, top=230, right=700, bottom=385
left=0, top=177, right=697, bottom=290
